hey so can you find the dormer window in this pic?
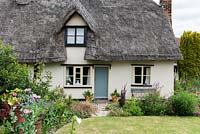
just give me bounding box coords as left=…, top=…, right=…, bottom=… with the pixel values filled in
left=65, top=27, right=86, bottom=46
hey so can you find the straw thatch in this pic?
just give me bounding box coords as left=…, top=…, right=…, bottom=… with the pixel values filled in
left=0, top=0, right=182, bottom=63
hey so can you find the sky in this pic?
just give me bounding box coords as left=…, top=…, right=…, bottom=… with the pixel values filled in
left=153, top=0, right=200, bottom=37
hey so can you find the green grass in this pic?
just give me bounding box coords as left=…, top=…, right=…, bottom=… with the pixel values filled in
left=56, top=116, right=200, bottom=134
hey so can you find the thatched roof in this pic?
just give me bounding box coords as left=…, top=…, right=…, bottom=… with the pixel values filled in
left=0, top=0, right=182, bottom=63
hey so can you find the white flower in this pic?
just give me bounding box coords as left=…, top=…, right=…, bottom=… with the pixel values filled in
left=76, top=116, right=82, bottom=124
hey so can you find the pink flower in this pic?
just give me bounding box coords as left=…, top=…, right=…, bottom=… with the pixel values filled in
left=12, top=93, right=17, bottom=97
left=25, top=88, right=31, bottom=93
left=23, top=109, right=31, bottom=114
left=196, top=111, right=200, bottom=116
left=32, top=94, right=41, bottom=99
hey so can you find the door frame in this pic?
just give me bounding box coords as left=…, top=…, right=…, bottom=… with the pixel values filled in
left=94, top=66, right=109, bottom=99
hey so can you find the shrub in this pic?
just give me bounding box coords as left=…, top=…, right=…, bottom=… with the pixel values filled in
left=122, top=99, right=143, bottom=116
left=0, top=42, right=30, bottom=94
left=170, top=91, right=198, bottom=116
left=139, top=92, right=167, bottom=116
left=106, top=103, right=123, bottom=116
left=71, top=102, right=97, bottom=118
left=42, top=97, right=73, bottom=133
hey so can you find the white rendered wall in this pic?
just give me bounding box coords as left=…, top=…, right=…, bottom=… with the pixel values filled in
left=109, top=61, right=175, bottom=99
left=151, top=61, right=174, bottom=98
left=43, top=60, right=175, bottom=99
left=65, top=47, right=90, bottom=64
left=66, top=13, right=87, bottom=26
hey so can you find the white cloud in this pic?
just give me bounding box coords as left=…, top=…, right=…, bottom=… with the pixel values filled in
left=153, top=0, right=200, bottom=37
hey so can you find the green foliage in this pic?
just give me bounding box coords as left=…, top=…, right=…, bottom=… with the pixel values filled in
left=178, top=31, right=200, bottom=79
left=170, top=91, right=198, bottom=116
left=106, top=103, right=123, bottom=116
left=122, top=99, right=143, bottom=116
left=106, top=100, right=143, bottom=117
left=0, top=41, right=30, bottom=94
left=174, top=78, right=200, bottom=93
left=42, top=100, right=73, bottom=133
left=30, top=64, right=52, bottom=98
left=82, top=90, right=93, bottom=98
left=139, top=92, right=167, bottom=116
left=111, top=89, right=120, bottom=97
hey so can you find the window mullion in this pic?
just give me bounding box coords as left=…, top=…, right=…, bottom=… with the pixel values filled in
left=141, top=67, right=143, bottom=84
left=80, top=67, right=83, bottom=85
left=73, top=67, right=75, bottom=85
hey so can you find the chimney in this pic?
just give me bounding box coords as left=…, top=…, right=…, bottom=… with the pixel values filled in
left=160, top=0, right=172, bottom=25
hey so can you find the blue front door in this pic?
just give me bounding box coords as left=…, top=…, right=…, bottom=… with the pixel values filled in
left=94, top=67, right=108, bottom=99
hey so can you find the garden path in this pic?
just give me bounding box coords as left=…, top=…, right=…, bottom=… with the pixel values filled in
left=93, top=100, right=110, bottom=117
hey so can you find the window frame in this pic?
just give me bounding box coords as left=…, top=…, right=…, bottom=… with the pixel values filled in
left=65, top=26, right=87, bottom=47
left=132, top=66, right=151, bottom=86
left=65, top=66, right=91, bottom=87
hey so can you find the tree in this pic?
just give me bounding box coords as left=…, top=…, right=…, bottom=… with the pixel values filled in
left=178, top=31, right=200, bottom=79
left=0, top=41, right=30, bottom=94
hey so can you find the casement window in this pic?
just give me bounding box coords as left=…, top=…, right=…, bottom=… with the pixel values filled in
left=66, top=66, right=91, bottom=86
left=132, top=66, right=151, bottom=85
left=65, top=27, right=86, bottom=46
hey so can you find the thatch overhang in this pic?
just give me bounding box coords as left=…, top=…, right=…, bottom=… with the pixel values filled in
left=0, top=0, right=182, bottom=63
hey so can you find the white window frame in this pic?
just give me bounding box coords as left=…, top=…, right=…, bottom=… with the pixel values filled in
left=132, top=66, right=151, bottom=85
left=66, top=66, right=91, bottom=86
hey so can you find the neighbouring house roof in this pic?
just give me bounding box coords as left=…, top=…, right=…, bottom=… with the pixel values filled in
left=0, top=0, right=182, bottom=63
left=176, top=38, right=180, bottom=45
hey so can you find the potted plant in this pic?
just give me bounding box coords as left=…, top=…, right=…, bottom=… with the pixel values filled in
left=111, top=89, right=120, bottom=102
left=82, top=90, right=94, bottom=103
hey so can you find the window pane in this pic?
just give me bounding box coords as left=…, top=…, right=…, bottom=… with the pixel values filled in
left=76, top=28, right=84, bottom=35
left=66, top=76, right=73, bottom=85
left=83, top=77, right=90, bottom=85
left=68, top=67, right=73, bottom=75
left=135, top=76, right=141, bottom=84
left=75, top=79, right=81, bottom=84
left=135, top=67, right=142, bottom=75
left=67, top=28, right=75, bottom=35
left=76, top=36, right=84, bottom=44
left=76, top=74, right=80, bottom=78
left=144, top=67, right=150, bottom=75
left=83, top=67, right=90, bottom=76
left=67, top=37, right=75, bottom=44
left=76, top=68, right=80, bottom=73
left=143, top=76, right=150, bottom=85
left=66, top=67, right=73, bottom=85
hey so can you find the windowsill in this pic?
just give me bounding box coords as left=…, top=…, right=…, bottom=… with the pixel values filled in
left=131, top=84, right=152, bottom=87
left=64, top=85, right=92, bottom=88
left=131, top=85, right=156, bottom=93
left=65, top=45, right=86, bottom=47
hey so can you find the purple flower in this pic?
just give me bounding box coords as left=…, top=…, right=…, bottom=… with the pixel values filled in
left=23, top=109, right=31, bottom=114
left=25, top=88, right=31, bottom=93
left=32, top=94, right=41, bottom=99
left=196, top=111, right=200, bottom=116
left=12, top=93, right=17, bottom=97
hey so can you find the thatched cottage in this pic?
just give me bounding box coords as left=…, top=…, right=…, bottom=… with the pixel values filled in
left=0, top=0, right=181, bottom=99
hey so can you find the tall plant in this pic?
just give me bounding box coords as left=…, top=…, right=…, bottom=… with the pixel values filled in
left=0, top=41, right=30, bottom=94
left=178, top=31, right=200, bottom=79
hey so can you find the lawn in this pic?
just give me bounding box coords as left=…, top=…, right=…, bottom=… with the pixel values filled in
left=56, top=116, right=200, bottom=134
